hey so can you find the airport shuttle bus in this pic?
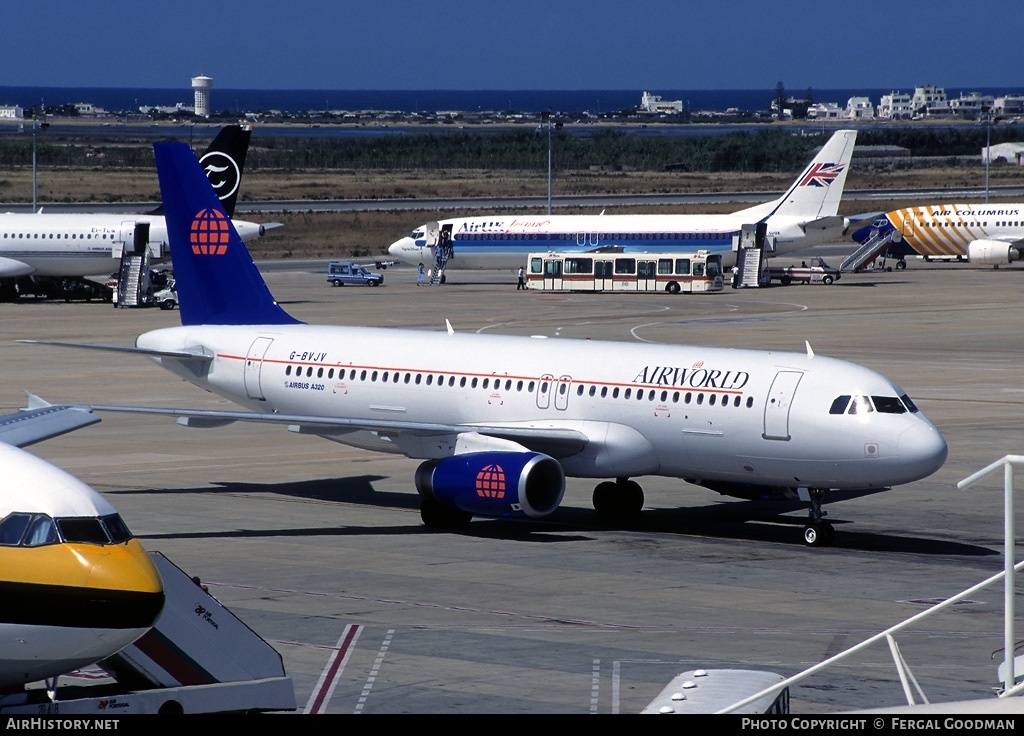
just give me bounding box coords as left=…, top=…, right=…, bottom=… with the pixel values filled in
left=526, top=251, right=724, bottom=293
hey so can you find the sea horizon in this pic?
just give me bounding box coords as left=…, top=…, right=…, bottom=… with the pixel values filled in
left=2, top=86, right=1023, bottom=115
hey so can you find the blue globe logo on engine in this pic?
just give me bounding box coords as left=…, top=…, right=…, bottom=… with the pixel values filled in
left=475, top=464, right=506, bottom=499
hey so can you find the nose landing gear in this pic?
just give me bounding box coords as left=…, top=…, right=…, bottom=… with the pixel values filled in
left=801, top=488, right=835, bottom=547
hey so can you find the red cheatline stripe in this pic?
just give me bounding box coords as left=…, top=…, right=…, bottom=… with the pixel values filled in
left=306, top=624, right=363, bottom=715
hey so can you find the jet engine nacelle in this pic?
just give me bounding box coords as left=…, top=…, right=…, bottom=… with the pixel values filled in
left=415, top=451, right=565, bottom=520
left=967, top=239, right=1020, bottom=265
left=0, top=257, right=35, bottom=278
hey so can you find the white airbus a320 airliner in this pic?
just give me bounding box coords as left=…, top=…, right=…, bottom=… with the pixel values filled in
left=27, top=140, right=947, bottom=547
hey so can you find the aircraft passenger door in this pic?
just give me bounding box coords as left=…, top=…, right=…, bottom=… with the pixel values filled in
left=554, top=375, right=572, bottom=410
left=244, top=337, right=274, bottom=401
left=536, top=373, right=554, bottom=409
left=763, top=370, right=803, bottom=441
left=115, top=221, right=139, bottom=259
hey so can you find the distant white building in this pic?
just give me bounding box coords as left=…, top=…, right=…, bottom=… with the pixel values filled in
left=878, top=91, right=913, bottom=120
left=807, top=102, right=842, bottom=120
left=140, top=102, right=195, bottom=116
left=949, top=92, right=993, bottom=119
left=912, top=85, right=947, bottom=116
left=994, top=95, right=1024, bottom=119
left=73, top=103, right=108, bottom=117
left=0, top=105, right=23, bottom=119
left=984, top=142, right=1024, bottom=166
left=845, top=97, right=875, bottom=119
left=639, top=91, right=684, bottom=113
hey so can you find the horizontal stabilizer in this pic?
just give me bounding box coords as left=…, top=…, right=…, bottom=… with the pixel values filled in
left=19, top=340, right=214, bottom=362
left=798, top=215, right=845, bottom=233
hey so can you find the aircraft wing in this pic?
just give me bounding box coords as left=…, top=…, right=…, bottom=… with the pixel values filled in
left=0, top=395, right=100, bottom=449
left=84, top=404, right=591, bottom=459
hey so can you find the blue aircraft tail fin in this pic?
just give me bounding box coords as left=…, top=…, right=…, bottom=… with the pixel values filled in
left=153, top=141, right=301, bottom=327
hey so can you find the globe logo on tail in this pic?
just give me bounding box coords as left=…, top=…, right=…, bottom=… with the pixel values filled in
left=190, top=208, right=231, bottom=255
left=475, top=464, right=507, bottom=500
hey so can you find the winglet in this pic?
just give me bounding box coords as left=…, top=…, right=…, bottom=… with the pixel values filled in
left=805, top=340, right=815, bottom=358
left=153, top=142, right=302, bottom=327
left=446, top=319, right=454, bottom=335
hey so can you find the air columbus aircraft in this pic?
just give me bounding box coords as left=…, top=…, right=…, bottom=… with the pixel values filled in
left=850, top=203, right=1024, bottom=266
left=388, top=130, right=857, bottom=275
left=26, top=141, right=948, bottom=547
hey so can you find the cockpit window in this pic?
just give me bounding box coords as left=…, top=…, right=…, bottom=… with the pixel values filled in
left=848, top=395, right=874, bottom=414
left=0, top=513, right=58, bottom=547
left=410, top=230, right=423, bottom=239
left=0, top=513, right=32, bottom=545
left=872, top=396, right=907, bottom=414
left=829, top=396, right=850, bottom=415
left=102, top=513, right=134, bottom=543
left=900, top=393, right=919, bottom=413
left=58, top=517, right=111, bottom=545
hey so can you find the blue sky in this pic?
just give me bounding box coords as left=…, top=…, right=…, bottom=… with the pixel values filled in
left=6, top=1, right=1023, bottom=91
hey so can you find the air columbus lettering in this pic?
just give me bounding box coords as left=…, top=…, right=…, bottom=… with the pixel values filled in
left=632, top=365, right=750, bottom=390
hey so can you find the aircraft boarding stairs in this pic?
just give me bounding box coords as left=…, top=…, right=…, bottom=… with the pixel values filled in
left=115, top=253, right=149, bottom=307
left=840, top=229, right=895, bottom=273
left=734, top=223, right=769, bottom=288
left=114, top=222, right=152, bottom=307
left=431, top=239, right=454, bottom=283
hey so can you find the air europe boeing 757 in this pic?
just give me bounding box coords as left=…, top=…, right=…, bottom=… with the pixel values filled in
left=388, top=130, right=857, bottom=275
left=26, top=141, right=947, bottom=547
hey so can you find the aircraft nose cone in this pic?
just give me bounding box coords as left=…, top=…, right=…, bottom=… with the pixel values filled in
left=388, top=239, right=406, bottom=257
left=897, top=421, right=948, bottom=482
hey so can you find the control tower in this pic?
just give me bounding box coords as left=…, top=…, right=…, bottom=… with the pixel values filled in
left=191, top=75, right=213, bottom=117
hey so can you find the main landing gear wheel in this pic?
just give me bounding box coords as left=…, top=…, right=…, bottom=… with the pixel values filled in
left=802, top=522, right=835, bottom=547
left=420, top=498, right=472, bottom=529
left=593, top=479, right=644, bottom=520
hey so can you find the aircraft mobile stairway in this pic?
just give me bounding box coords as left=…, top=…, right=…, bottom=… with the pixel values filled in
left=115, top=252, right=148, bottom=307
left=114, top=221, right=151, bottom=308
left=734, top=222, right=769, bottom=288
left=735, top=246, right=764, bottom=288
left=0, top=553, right=296, bottom=715
left=840, top=229, right=895, bottom=273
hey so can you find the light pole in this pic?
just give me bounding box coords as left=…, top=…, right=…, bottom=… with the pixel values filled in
left=547, top=113, right=552, bottom=215
left=32, top=120, right=37, bottom=212
left=985, top=110, right=991, bottom=204
left=31, top=119, right=49, bottom=212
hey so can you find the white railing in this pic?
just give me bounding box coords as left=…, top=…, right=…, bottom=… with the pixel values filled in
left=717, top=456, right=1024, bottom=713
